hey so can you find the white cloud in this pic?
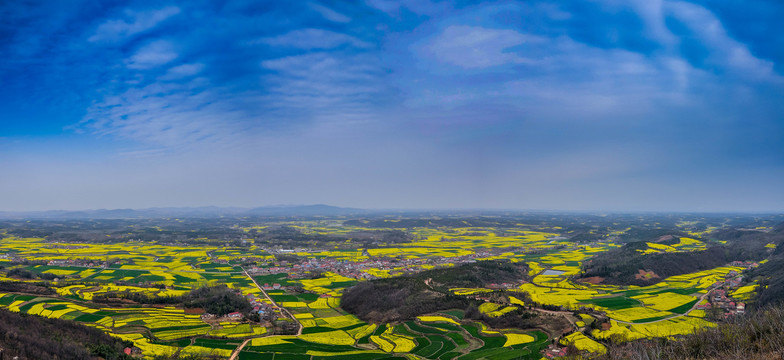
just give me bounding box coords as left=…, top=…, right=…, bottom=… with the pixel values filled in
left=161, top=63, right=205, bottom=80
left=257, top=28, right=371, bottom=49
left=126, top=40, right=178, bottom=69
left=665, top=1, right=777, bottom=82
left=628, top=0, right=677, bottom=46
left=365, top=0, right=400, bottom=15
left=89, top=6, right=180, bottom=42
left=423, top=25, right=542, bottom=68
left=308, top=3, right=351, bottom=23
left=405, top=29, right=710, bottom=121
left=511, top=38, right=707, bottom=113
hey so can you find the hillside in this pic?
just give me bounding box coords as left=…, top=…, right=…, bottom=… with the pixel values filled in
left=580, top=230, right=779, bottom=286
left=594, top=304, right=784, bottom=360
left=0, top=308, right=131, bottom=360
left=341, top=260, right=529, bottom=323
left=748, top=222, right=784, bottom=306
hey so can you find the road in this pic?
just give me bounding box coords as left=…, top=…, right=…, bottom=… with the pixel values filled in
left=242, top=267, right=303, bottom=336
left=228, top=338, right=251, bottom=360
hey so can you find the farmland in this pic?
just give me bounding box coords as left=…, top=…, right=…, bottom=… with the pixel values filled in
left=0, top=213, right=781, bottom=358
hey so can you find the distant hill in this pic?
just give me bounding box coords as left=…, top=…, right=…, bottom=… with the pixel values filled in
left=246, top=204, right=366, bottom=216
left=0, top=204, right=367, bottom=219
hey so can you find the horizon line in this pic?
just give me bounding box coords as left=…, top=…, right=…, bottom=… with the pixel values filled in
left=0, top=204, right=782, bottom=216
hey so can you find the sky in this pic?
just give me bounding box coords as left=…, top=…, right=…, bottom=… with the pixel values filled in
left=1, top=0, right=783, bottom=212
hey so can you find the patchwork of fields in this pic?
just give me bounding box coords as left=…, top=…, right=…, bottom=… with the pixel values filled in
left=0, top=219, right=762, bottom=358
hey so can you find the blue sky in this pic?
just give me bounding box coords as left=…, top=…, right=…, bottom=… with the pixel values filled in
left=1, top=0, right=783, bottom=212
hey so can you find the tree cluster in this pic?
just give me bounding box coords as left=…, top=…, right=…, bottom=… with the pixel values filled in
left=0, top=281, right=55, bottom=295
left=183, top=285, right=251, bottom=316
left=7, top=268, right=58, bottom=281
left=92, top=291, right=182, bottom=305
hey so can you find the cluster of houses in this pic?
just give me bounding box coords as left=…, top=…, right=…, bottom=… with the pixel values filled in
left=699, top=288, right=746, bottom=317
left=122, top=347, right=143, bottom=358
left=695, top=264, right=758, bottom=318
left=486, top=282, right=519, bottom=290
left=249, top=250, right=495, bottom=280
left=245, top=292, right=281, bottom=321
left=261, top=283, right=283, bottom=290
left=730, top=261, right=760, bottom=270
left=200, top=310, right=252, bottom=322
left=543, top=344, right=569, bottom=358
left=46, top=259, right=109, bottom=268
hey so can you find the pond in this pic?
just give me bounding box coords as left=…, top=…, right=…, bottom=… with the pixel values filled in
left=542, top=269, right=565, bottom=276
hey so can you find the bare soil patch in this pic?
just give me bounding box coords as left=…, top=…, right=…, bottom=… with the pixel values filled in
left=578, top=276, right=605, bottom=285
left=634, top=269, right=660, bottom=280
left=656, top=235, right=675, bottom=242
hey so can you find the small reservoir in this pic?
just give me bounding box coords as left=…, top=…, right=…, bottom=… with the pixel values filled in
left=542, top=269, right=565, bottom=276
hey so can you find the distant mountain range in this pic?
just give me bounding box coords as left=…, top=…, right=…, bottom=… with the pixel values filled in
left=0, top=205, right=369, bottom=219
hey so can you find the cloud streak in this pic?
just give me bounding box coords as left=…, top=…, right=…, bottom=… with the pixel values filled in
left=125, top=40, right=178, bottom=69
left=88, top=6, right=180, bottom=42
left=423, top=25, right=542, bottom=68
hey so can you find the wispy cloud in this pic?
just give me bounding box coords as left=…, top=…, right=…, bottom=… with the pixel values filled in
left=78, top=77, right=249, bottom=148
left=160, top=63, right=205, bottom=80
left=88, top=6, right=180, bottom=42
left=664, top=1, right=778, bottom=82
left=422, top=25, right=542, bottom=68
left=308, top=2, right=351, bottom=23
left=126, top=39, right=178, bottom=69
left=260, top=51, right=387, bottom=126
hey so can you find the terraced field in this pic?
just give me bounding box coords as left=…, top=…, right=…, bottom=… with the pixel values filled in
left=233, top=314, right=548, bottom=360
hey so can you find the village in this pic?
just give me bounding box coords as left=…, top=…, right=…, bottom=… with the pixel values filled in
left=246, top=248, right=498, bottom=280
left=697, top=261, right=759, bottom=319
